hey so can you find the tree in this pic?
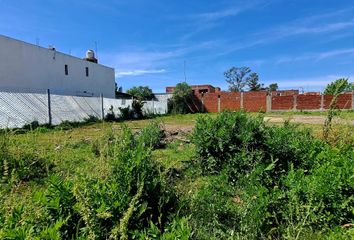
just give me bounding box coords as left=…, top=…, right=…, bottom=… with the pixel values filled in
left=268, top=83, right=278, bottom=92
left=169, top=82, right=193, bottom=114
left=247, top=73, right=262, bottom=91
left=324, top=78, right=354, bottom=95
left=127, top=86, right=154, bottom=100
left=126, top=86, right=154, bottom=119
left=224, top=67, right=259, bottom=92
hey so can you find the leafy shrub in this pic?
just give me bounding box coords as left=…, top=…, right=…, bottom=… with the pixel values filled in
left=132, top=99, right=145, bottom=119
left=137, top=121, right=164, bottom=149
left=0, top=124, right=181, bottom=239
left=1, top=132, right=51, bottom=184
left=104, top=105, right=118, bottom=122
left=189, top=111, right=353, bottom=239
left=119, top=106, right=133, bottom=120
left=192, top=111, right=265, bottom=174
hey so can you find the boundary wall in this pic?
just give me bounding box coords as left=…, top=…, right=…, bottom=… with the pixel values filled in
left=192, top=92, right=354, bottom=113
left=0, top=90, right=168, bottom=129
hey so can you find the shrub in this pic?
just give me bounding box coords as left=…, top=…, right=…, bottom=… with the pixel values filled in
left=192, top=111, right=265, bottom=174
left=137, top=121, right=164, bottom=149
left=189, top=111, right=353, bottom=239
left=1, top=132, right=51, bottom=184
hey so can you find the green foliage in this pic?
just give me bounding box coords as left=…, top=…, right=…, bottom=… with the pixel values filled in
left=0, top=132, right=51, bottom=184
left=137, top=121, right=164, bottom=149
left=0, top=124, right=182, bottom=239
left=169, top=82, right=193, bottom=114
left=324, top=78, right=354, bottom=95
left=192, top=111, right=265, bottom=174
left=132, top=99, right=145, bottom=119
left=127, top=86, right=154, bottom=100
left=118, top=106, right=133, bottom=120
left=247, top=72, right=262, bottom=91
left=190, top=111, right=353, bottom=238
left=268, top=83, right=278, bottom=91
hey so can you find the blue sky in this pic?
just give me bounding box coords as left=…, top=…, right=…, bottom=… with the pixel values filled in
left=1, top=0, right=354, bottom=93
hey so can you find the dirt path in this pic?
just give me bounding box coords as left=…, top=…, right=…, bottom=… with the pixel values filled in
left=264, top=115, right=354, bottom=125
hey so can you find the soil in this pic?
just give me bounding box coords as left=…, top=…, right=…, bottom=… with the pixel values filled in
left=264, top=115, right=354, bottom=125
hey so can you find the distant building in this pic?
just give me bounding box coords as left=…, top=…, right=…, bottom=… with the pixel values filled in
left=166, top=84, right=221, bottom=94
left=0, top=35, right=115, bottom=98
left=303, top=92, right=321, bottom=95
left=270, top=90, right=299, bottom=96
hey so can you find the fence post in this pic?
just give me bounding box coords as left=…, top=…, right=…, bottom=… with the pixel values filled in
left=201, top=93, right=205, bottom=112
left=217, top=95, right=221, bottom=113
left=293, top=95, right=297, bottom=111
left=152, top=98, right=155, bottom=114
left=47, top=89, right=52, bottom=125
left=320, top=94, right=324, bottom=111
left=100, top=93, right=104, bottom=120
left=266, top=95, right=272, bottom=112
left=240, top=92, right=244, bottom=110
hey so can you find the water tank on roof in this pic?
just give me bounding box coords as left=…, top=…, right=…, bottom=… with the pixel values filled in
left=86, top=49, right=95, bottom=59
left=85, top=49, right=98, bottom=63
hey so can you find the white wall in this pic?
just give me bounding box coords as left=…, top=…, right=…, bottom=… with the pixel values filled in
left=0, top=35, right=115, bottom=98
left=0, top=91, right=169, bottom=128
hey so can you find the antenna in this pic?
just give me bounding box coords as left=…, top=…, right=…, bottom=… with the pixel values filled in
left=184, top=60, right=187, bottom=82
left=94, top=41, right=98, bottom=58
left=35, top=37, right=39, bottom=46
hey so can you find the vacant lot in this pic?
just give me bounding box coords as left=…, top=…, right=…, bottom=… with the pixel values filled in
left=1, top=111, right=353, bottom=239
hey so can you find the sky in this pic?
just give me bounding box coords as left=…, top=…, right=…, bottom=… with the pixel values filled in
left=1, top=0, right=354, bottom=93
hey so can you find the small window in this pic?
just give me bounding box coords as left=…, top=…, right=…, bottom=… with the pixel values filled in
left=65, top=65, right=68, bottom=75
left=85, top=67, right=89, bottom=77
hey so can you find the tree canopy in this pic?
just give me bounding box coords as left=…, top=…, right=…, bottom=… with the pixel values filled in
left=169, top=82, right=193, bottom=114
left=324, top=78, right=354, bottom=95
left=224, top=67, right=262, bottom=92
left=127, top=86, right=154, bottom=100
left=247, top=73, right=262, bottom=91
left=268, top=83, right=278, bottom=92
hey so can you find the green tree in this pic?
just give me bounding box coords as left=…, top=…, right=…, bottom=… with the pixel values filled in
left=126, top=86, right=154, bottom=119
left=127, top=86, right=154, bottom=100
left=247, top=73, right=262, bottom=91
left=324, top=78, right=354, bottom=95
left=268, top=83, right=278, bottom=91
left=224, top=67, right=259, bottom=92
left=169, top=82, right=193, bottom=114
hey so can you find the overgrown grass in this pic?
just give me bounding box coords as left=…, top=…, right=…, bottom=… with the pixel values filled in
left=0, top=112, right=353, bottom=239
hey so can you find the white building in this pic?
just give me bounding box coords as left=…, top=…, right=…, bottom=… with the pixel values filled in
left=0, top=35, right=115, bottom=98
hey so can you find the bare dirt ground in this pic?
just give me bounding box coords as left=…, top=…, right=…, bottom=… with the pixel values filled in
left=264, top=115, right=354, bottom=125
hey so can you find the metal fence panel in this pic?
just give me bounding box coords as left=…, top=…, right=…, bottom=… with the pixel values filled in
left=0, top=91, right=168, bottom=129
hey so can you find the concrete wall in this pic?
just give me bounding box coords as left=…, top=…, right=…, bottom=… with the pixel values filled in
left=0, top=35, right=115, bottom=98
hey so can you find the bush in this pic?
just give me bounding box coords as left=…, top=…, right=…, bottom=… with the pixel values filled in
left=189, top=111, right=353, bottom=238
left=0, top=124, right=181, bottom=239
left=192, top=111, right=265, bottom=174
left=137, top=121, right=164, bottom=149
left=1, top=132, right=51, bottom=184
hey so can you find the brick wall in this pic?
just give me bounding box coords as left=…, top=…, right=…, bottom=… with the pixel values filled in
left=272, top=96, right=294, bottom=110
left=323, top=94, right=352, bottom=109
left=220, top=92, right=241, bottom=111
left=297, top=95, right=321, bottom=110
left=190, top=92, right=353, bottom=113
left=202, top=93, right=219, bottom=112
left=243, top=92, right=267, bottom=112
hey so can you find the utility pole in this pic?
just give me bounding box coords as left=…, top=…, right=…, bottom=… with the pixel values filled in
left=184, top=60, right=187, bottom=82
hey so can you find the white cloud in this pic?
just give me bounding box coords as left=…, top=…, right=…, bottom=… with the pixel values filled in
left=273, top=48, right=354, bottom=64
left=269, top=75, right=354, bottom=91
left=216, top=8, right=354, bottom=56
left=116, top=69, right=166, bottom=78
